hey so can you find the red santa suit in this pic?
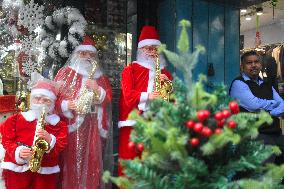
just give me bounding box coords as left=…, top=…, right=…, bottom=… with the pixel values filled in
left=54, top=36, right=112, bottom=189
left=118, top=25, right=173, bottom=176
left=1, top=110, right=67, bottom=189
left=55, top=66, right=112, bottom=137
left=118, top=61, right=172, bottom=175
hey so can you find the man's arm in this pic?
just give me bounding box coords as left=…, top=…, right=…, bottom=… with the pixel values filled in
left=230, top=80, right=278, bottom=112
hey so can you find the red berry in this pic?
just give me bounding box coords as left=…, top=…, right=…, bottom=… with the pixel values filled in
left=229, top=101, right=240, bottom=114
left=201, top=127, right=212, bottom=137
left=186, top=120, right=195, bottom=129
left=128, top=142, right=136, bottom=151
left=137, top=143, right=144, bottom=152
left=197, top=110, right=210, bottom=122
left=222, top=109, right=231, bottom=119
left=190, top=138, right=200, bottom=146
left=193, top=123, right=203, bottom=133
left=227, top=120, right=237, bottom=129
left=196, top=111, right=204, bottom=122
left=203, top=110, right=210, bottom=117
left=216, top=119, right=225, bottom=127
left=214, top=112, right=224, bottom=121
left=215, top=128, right=222, bottom=135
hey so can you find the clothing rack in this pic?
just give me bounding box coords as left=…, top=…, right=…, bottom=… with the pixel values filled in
left=241, top=42, right=284, bottom=53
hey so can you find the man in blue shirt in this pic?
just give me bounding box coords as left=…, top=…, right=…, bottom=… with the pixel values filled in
left=230, top=50, right=284, bottom=164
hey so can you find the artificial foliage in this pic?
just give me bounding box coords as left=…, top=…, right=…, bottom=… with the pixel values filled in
left=103, top=20, right=284, bottom=189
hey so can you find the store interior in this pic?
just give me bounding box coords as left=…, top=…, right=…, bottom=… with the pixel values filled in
left=240, top=0, right=284, bottom=48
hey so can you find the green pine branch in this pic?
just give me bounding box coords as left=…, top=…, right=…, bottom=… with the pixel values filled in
left=160, top=19, right=205, bottom=102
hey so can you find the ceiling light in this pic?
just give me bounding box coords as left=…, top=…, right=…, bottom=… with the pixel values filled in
left=256, top=12, right=263, bottom=16
left=245, top=17, right=252, bottom=21
left=240, top=9, right=247, bottom=13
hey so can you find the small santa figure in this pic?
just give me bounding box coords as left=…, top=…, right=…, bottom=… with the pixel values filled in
left=1, top=79, right=68, bottom=189
left=118, top=26, right=173, bottom=176
left=54, top=36, right=112, bottom=189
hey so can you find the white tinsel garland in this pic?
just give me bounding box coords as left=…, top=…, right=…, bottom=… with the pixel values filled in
left=39, top=7, right=87, bottom=60
left=2, top=0, right=23, bottom=10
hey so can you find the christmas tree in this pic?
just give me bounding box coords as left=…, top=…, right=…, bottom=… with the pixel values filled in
left=103, top=20, right=284, bottom=189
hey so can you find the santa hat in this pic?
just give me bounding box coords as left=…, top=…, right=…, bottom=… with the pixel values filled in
left=74, top=36, right=97, bottom=53
left=138, top=26, right=161, bottom=49
left=31, top=80, right=58, bottom=101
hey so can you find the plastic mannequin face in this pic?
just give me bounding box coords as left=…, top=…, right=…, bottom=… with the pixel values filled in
left=31, top=95, right=53, bottom=107
left=78, top=51, right=96, bottom=60
left=141, top=45, right=159, bottom=60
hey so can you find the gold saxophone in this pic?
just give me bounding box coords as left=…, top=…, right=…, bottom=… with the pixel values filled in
left=29, top=107, right=50, bottom=172
left=76, top=60, right=99, bottom=115
left=154, top=56, right=173, bottom=101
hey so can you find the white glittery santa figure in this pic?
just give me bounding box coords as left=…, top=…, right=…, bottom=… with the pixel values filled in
left=118, top=26, right=173, bottom=176
left=0, top=80, right=68, bottom=189
left=54, top=36, right=113, bottom=189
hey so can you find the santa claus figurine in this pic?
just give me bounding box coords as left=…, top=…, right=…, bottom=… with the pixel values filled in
left=0, top=79, right=68, bottom=189
left=54, top=36, right=112, bottom=189
left=118, top=26, right=173, bottom=176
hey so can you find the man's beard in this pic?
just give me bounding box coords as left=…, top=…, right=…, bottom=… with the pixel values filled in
left=30, top=102, right=54, bottom=118
left=69, top=56, right=93, bottom=73
left=136, top=49, right=166, bottom=69
left=136, top=49, right=156, bottom=65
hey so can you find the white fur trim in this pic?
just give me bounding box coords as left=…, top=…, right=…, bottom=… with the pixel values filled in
left=68, top=115, right=85, bottom=133
left=132, top=61, right=165, bottom=71
left=131, top=64, right=155, bottom=111
left=21, top=111, right=60, bottom=126
left=21, top=111, right=36, bottom=122
left=138, top=92, right=149, bottom=111
left=1, top=162, right=60, bottom=174
left=97, top=106, right=108, bottom=138
left=31, top=89, right=56, bottom=100
left=74, top=45, right=97, bottom=53
left=45, top=114, right=60, bottom=126
left=15, top=146, right=27, bottom=164
left=46, top=134, right=56, bottom=153
left=1, top=162, right=29, bottom=172
left=138, top=39, right=161, bottom=48
left=99, top=128, right=108, bottom=138
left=0, top=144, right=5, bottom=161
left=147, top=69, right=155, bottom=93
left=61, top=100, right=74, bottom=119
left=68, top=66, right=103, bottom=79
left=37, top=165, right=60, bottom=174
left=118, top=120, right=136, bottom=128
left=93, top=87, right=106, bottom=104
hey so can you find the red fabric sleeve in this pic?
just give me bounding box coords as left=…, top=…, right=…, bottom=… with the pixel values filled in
left=121, top=66, right=145, bottom=108
left=54, top=68, right=68, bottom=116
left=44, top=121, right=68, bottom=159
left=1, top=114, right=18, bottom=162
left=97, top=76, right=112, bottom=106
left=162, top=69, right=173, bottom=81
left=97, top=76, right=112, bottom=131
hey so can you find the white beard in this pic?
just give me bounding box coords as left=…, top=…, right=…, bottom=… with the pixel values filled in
left=30, top=103, right=54, bottom=118
left=69, top=56, right=93, bottom=75
left=68, top=54, right=103, bottom=78
left=136, top=49, right=166, bottom=70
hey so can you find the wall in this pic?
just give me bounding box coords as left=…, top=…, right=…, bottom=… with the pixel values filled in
left=157, top=0, right=240, bottom=87
left=241, top=21, right=284, bottom=48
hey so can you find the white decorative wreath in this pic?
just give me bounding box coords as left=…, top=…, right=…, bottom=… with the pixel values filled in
left=39, top=7, right=87, bottom=60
